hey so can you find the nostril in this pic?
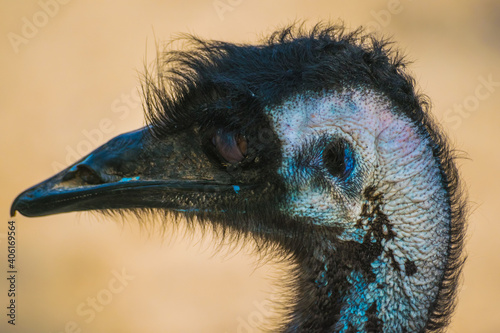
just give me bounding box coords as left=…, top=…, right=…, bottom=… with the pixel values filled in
left=62, top=164, right=104, bottom=185
left=76, top=165, right=104, bottom=185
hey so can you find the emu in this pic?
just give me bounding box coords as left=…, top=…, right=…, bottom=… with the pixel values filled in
left=11, top=24, right=466, bottom=333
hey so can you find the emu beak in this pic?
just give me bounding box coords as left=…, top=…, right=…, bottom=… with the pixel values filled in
left=11, top=127, right=253, bottom=217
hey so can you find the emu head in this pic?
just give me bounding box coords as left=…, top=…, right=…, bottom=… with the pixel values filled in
left=11, top=25, right=466, bottom=333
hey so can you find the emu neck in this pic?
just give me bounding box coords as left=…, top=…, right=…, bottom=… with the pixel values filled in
left=286, top=239, right=387, bottom=333
left=283, top=184, right=449, bottom=333
left=285, top=224, right=443, bottom=333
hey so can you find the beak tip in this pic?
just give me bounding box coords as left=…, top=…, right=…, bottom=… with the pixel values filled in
left=10, top=195, right=22, bottom=217
left=11, top=189, right=34, bottom=218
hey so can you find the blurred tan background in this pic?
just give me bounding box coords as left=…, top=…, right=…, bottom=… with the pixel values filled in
left=1, top=1, right=499, bottom=332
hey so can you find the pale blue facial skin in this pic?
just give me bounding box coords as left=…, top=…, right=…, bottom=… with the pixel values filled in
left=266, top=88, right=450, bottom=332
left=120, top=176, right=140, bottom=182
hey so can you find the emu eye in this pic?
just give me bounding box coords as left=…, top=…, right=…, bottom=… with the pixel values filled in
left=323, top=139, right=354, bottom=180
left=212, top=129, right=247, bottom=163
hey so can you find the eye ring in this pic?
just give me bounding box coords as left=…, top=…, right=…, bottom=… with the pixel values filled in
left=212, top=129, right=247, bottom=164
left=323, top=138, right=355, bottom=180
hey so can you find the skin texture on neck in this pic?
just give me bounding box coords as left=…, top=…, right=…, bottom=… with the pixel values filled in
left=267, top=88, right=450, bottom=332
